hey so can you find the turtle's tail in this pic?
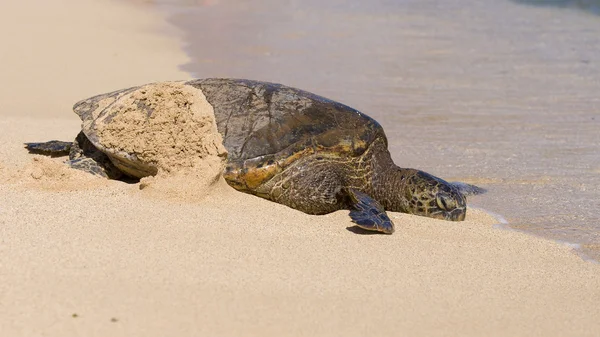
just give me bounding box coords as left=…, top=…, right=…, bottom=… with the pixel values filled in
left=24, top=140, right=72, bottom=157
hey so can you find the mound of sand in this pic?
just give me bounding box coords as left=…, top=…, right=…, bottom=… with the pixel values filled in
left=90, top=82, right=228, bottom=199
left=12, top=156, right=107, bottom=191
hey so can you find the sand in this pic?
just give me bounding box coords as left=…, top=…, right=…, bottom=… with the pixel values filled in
left=91, top=82, right=226, bottom=174
left=0, top=0, right=599, bottom=336
left=79, top=81, right=228, bottom=198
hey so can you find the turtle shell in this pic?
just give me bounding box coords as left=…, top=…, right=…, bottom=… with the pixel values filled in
left=186, top=78, right=388, bottom=162
left=72, top=79, right=387, bottom=179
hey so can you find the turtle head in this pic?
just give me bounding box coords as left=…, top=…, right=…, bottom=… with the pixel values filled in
left=404, top=171, right=466, bottom=221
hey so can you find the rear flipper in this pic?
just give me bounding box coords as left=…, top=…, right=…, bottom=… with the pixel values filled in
left=24, top=141, right=72, bottom=157
left=25, top=132, right=124, bottom=180
left=67, top=158, right=110, bottom=177
left=347, top=188, right=395, bottom=234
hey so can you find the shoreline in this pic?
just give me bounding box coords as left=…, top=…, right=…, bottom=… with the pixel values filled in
left=1, top=1, right=599, bottom=336
left=167, top=0, right=600, bottom=262
left=472, top=206, right=596, bottom=263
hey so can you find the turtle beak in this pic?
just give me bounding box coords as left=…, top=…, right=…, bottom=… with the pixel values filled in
left=449, top=207, right=466, bottom=221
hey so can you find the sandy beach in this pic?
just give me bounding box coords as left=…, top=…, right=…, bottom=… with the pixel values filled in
left=1, top=0, right=599, bottom=336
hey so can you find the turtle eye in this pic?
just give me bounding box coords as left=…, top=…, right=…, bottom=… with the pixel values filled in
left=436, top=194, right=457, bottom=211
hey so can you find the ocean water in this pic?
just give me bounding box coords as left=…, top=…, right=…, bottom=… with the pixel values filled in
left=137, top=0, right=600, bottom=261
left=514, top=0, right=600, bottom=15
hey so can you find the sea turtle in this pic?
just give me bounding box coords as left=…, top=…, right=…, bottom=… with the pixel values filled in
left=26, top=78, right=484, bottom=234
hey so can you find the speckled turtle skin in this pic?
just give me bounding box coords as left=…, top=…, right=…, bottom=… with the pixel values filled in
left=25, top=78, right=482, bottom=234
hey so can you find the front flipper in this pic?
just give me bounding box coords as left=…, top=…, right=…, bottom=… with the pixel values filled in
left=450, top=182, right=487, bottom=197
left=347, top=188, right=395, bottom=234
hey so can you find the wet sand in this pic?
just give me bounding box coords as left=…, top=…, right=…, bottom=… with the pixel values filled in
left=164, top=0, right=600, bottom=260
left=1, top=0, right=599, bottom=336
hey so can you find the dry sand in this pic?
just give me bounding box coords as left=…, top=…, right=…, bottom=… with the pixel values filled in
left=0, top=0, right=599, bottom=336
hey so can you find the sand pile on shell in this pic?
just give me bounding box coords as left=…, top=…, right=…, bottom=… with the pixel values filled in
left=93, top=82, right=228, bottom=199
